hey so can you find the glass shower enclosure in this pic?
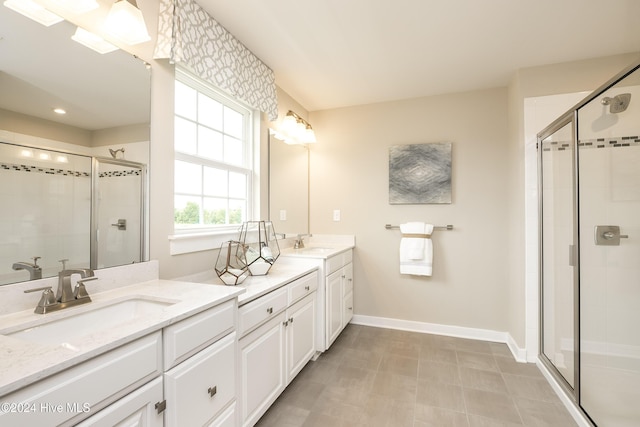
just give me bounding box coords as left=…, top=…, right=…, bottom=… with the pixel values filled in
left=539, top=63, right=640, bottom=426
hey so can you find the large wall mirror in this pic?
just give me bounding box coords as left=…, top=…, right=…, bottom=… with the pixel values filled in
left=268, top=133, right=309, bottom=235
left=0, top=7, right=151, bottom=285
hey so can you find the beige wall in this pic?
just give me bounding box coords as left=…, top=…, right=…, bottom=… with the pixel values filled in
left=309, top=88, right=511, bottom=332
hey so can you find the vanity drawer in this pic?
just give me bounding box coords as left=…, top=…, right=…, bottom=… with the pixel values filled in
left=0, top=332, right=162, bottom=427
left=326, top=250, right=352, bottom=275
left=164, top=332, right=236, bottom=427
left=238, top=286, right=288, bottom=337
left=288, top=271, right=318, bottom=305
left=163, top=300, right=235, bottom=370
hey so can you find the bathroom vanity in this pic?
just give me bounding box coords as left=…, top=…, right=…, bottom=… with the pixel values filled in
left=0, top=259, right=329, bottom=427
left=279, top=236, right=355, bottom=352
left=0, top=279, right=243, bottom=426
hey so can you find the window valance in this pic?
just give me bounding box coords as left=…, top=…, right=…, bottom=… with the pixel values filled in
left=155, top=0, right=278, bottom=121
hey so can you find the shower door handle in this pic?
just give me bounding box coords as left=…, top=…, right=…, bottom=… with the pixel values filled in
left=594, top=225, right=627, bottom=246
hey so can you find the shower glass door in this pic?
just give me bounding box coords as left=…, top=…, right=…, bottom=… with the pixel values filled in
left=540, top=118, right=576, bottom=391
left=577, top=66, right=640, bottom=426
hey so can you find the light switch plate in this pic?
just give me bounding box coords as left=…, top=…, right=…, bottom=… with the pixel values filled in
left=333, top=210, right=341, bottom=221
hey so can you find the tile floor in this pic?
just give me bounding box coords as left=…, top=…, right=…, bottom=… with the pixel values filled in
left=256, top=324, right=578, bottom=427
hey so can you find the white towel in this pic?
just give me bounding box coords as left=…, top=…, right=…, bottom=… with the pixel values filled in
left=399, top=222, right=434, bottom=276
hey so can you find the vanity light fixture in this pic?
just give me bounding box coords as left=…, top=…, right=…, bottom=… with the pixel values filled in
left=278, top=110, right=317, bottom=144
left=3, top=0, right=63, bottom=26
left=103, top=0, right=150, bottom=45
left=72, top=27, right=119, bottom=54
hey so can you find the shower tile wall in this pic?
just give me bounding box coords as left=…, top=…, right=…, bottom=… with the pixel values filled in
left=0, top=143, right=91, bottom=284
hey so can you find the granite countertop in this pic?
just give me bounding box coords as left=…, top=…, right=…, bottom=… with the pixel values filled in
left=279, top=244, right=354, bottom=260
left=0, top=280, right=243, bottom=396
left=201, top=258, right=320, bottom=306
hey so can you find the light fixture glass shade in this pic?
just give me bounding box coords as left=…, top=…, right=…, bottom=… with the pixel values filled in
left=302, top=126, right=317, bottom=143
left=281, top=113, right=297, bottom=134
left=103, top=0, right=151, bottom=45
left=72, top=27, right=119, bottom=54
left=215, top=240, right=250, bottom=285
left=238, top=221, right=280, bottom=275
left=51, top=0, right=98, bottom=14
left=4, top=0, right=63, bottom=26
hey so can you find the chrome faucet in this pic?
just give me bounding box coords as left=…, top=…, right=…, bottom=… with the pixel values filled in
left=24, top=260, right=97, bottom=314
left=12, top=256, right=42, bottom=280
left=293, top=234, right=312, bottom=249
left=56, top=268, right=95, bottom=303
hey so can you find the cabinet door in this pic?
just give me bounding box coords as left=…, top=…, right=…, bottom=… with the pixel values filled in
left=343, top=291, right=353, bottom=328
left=326, top=269, right=343, bottom=347
left=286, top=293, right=316, bottom=382
left=76, top=377, right=163, bottom=427
left=164, top=332, right=236, bottom=427
left=343, top=262, right=353, bottom=295
left=240, top=312, right=286, bottom=427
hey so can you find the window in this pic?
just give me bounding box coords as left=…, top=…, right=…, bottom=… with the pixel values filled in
left=174, top=69, right=253, bottom=233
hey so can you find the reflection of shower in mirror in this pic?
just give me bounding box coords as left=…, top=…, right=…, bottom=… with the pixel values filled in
left=109, top=148, right=126, bottom=159
left=601, top=93, right=631, bottom=113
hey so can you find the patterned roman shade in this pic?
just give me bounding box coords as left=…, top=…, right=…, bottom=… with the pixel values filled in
left=155, top=0, right=278, bottom=121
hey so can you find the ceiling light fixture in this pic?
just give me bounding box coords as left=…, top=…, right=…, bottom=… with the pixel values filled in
left=103, top=0, right=150, bottom=45
left=278, top=110, right=317, bottom=144
left=3, top=0, right=63, bottom=26
left=53, top=107, right=67, bottom=114
left=72, top=27, right=119, bottom=54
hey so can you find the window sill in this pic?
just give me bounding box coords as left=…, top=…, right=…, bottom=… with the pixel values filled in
left=168, top=229, right=240, bottom=255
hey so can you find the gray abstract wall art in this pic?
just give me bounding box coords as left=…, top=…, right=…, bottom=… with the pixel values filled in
left=389, top=142, right=452, bottom=204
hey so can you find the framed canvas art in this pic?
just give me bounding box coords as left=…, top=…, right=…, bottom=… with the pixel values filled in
left=389, top=142, right=452, bottom=204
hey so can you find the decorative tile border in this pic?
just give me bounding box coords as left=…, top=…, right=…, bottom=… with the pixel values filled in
left=542, top=135, right=640, bottom=152
left=0, top=162, right=89, bottom=177
left=579, top=136, right=639, bottom=149
left=99, top=170, right=141, bottom=178
left=0, top=162, right=141, bottom=178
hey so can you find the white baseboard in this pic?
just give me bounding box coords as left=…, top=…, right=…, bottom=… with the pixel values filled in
left=350, top=314, right=527, bottom=363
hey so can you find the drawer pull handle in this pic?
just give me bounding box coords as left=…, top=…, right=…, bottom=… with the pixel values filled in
left=283, top=320, right=289, bottom=326
left=305, top=285, right=310, bottom=291
left=289, top=317, right=294, bottom=324
left=208, top=386, right=217, bottom=397
left=155, top=400, right=167, bottom=414
left=267, top=307, right=273, bottom=314
left=348, top=307, right=353, bottom=310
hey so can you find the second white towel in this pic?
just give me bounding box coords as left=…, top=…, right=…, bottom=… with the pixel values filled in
left=399, top=222, right=434, bottom=276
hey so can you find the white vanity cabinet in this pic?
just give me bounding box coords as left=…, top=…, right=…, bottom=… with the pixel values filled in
left=238, top=271, right=317, bottom=427
left=323, top=250, right=353, bottom=350
left=0, top=297, right=239, bottom=427
left=0, top=332, right=163, bottom=427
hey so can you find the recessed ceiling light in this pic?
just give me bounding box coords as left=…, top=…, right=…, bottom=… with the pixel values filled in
left=3, top=0, right=64, bottom=27
left=72, top=27, right=118, bottom=54
left=53, top=107, right=66, bottom=115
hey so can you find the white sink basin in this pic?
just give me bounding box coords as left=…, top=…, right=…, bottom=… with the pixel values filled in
left=4, top=297, right=175, bottom=346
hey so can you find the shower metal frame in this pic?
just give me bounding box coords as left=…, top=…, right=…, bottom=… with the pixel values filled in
left=537, top=61, right=640, bottom=425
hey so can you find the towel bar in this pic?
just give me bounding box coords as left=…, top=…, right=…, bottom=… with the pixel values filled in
left=385, top=224, right=453, bottom=231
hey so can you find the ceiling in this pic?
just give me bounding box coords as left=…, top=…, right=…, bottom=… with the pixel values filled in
left=0, top=7, right=150, bottom=131
left=196, top=0, right=640, bottom=112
